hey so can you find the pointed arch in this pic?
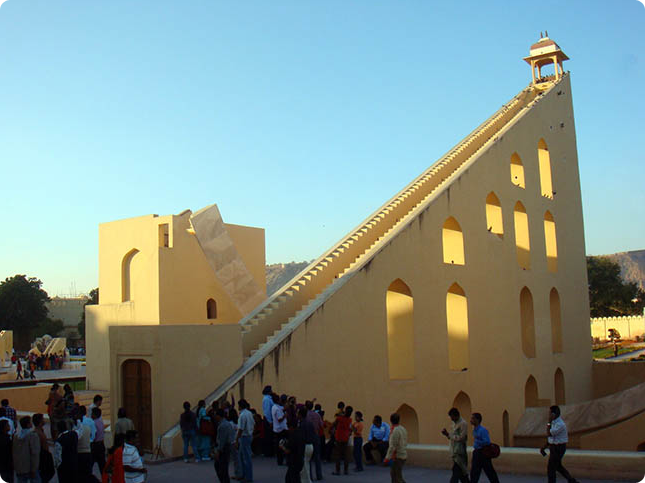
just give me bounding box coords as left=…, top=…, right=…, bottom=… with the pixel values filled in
left=452, top=391, right=472, bottom=423
left=514, top=202, right=531, bottom=270
left=386, top=279, right=415, bottom=380
left=396, top=404, right=419, bottom=443
left=555, top=368, right=566, bottom=405
left=525, top=375, right=539, bottom=408
left=510, top=152, right=525, bottom=188
left=121, top=248, right=140, bottom=302
left=485, top=192, right=504, bottom=235
left=538, top=139, right=554, bottom=199
left=544, top=211, right=558, bottom=273
left=502, top=410, right=510, bottom=447
left=520, top=287, right=536, bottom=358
left=550, top=288, right=563, bottom=353
left=207, top=298, right=218, bottom=319
left=447, top=283, right=469, bottom=371
left=442, top=217, right=465, bottom=265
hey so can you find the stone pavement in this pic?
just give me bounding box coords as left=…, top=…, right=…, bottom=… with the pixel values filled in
left=132, top=455, right=627, bottom=483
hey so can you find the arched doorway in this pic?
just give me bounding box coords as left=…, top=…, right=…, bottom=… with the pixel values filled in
left=396, top=404, right=419, bottom=443
left=122, top=359, right=152, bottom=451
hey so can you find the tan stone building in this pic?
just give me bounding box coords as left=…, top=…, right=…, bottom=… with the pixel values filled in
left=86, top=37, right=644, bottom=457
left=46, top=296, right=88, bottom=346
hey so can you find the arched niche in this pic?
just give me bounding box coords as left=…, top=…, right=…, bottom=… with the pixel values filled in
left=514, top=202, right=531, bottom=270
left=207, top=298, right=218, bottom=319
left=121, top=248, right=140, bottom=302
left=520, top=287, right=536, bottom=358
left=442, top=217, right=465, bottom=265
left=502, top=410, right=510, bottom=447
left=446, top=283, right=469, bottom=371
left=485, top=192, right=504, bottom=235
left=550, top=288, right=563, bottom=353
left=538, top=139, right=554, bottom=199
left=544, top=211, right=558, bottom=273
left=510, top=152, right=525, bottom=188
left=554, top=368, right=566, bottom=405
left=396, top=404, right=419, bottom=444
left=452, top=391, right=472, bottom=423
left=525, top=375, right=539, bottom=408
left=386, top=279, right=415, bottom=380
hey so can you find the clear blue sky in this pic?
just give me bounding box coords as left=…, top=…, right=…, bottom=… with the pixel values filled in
left=0, top=0, right=643, bottom=296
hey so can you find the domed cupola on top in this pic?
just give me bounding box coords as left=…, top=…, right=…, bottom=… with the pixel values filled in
left=523, top=32, right=569, bottom=85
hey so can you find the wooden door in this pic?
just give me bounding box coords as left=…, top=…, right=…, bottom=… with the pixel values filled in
left=122, top=359, right=152, bottom=451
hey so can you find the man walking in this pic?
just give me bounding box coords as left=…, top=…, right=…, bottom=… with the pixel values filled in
left=470, top=413, right=499, bottom=483
left=236, top=399, right=255, bottom=483
left=13, top=416, right=40, bottom=483
left=442, top=408, right=469, bottom=483
left=540, top=406, right=579, bottom=483
left=384, top=413, right=407, bottom=483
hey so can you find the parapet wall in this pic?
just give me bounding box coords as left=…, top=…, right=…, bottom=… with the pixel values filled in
left=591, top=311, right=645, bottom=341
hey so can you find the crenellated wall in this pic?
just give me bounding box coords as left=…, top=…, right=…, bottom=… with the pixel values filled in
left=591, top=310, right=645, bottom=341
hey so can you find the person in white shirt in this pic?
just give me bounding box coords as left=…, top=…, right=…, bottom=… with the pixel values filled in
left=271, top=394, right=288, bottom=466
left=123, top=430, right=147, bottom=483
left=540, top=405, right=579, bottom=483
left=0, top=408, right=14, bottom=435
left=235, top=399, right=255, bottom=483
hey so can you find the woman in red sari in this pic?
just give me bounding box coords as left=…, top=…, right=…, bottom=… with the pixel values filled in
left=102, top=433, right=126, bottom=483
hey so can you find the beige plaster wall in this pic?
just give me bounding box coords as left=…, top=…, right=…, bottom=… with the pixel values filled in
left=578, top=411, right=645, bottom=451
left=108, top=324, right=243, bottom=451
left=0, top=384, right=52, bottom=413
left=591, top=314, right=645, bottom=341
left=222, top=76, right=592, bottom=448
left=592, top=360, right=645, bottom=398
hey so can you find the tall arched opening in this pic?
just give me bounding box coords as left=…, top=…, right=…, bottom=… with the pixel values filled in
left=446, top=283, right=469, bottom=371
left=514, top=202, right=531, bottom=270
left=538, top=139, right=554, bottom=199
left=555, top=368, right=566, bottom=405
left=550, top=288, right=563, bottom=353
left=525, top=375, right=539, bottom=408
left=544, top=211, right=558, bottom=273
left=121, top=249, right=140, bottom=302
left=502, top=410, right=510, bottom=447
left=396, top=404, right=419, bottom=444
left=122, top=359, right=152, bottom=451
left=520, top=287, right=536, bottom=358
left=386, top=279, right=415, bottom=380
left=452, top=391, right=472, bottom=423
left=485, top=192, right=504, bottom=235
left=510, top=152, right=525, bottom=188
left=442, top=217, right=465, bottom=265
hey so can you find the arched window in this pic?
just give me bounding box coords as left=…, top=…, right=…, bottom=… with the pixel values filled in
left=538, top=139, right=554, bottom=199
left=550, top=288, right=563, bottom=353
left=447, top=283, right=469, bottom=371
left=121, top=249, right=140, bottom=302
left=386, top=279, right=415, bottom=380
left=207, top=298, right=217, bottom=319
left=514, top=202, right=531, bottom=270
left=544, top=211, right=558, bottom=273
left=396, top=404, right=419, bottom=443
left=442, top=217, right=465, bottom=265
left=510, top=152, right=525, bottom=188
left=554, top=368, right=566, bottom=405
left=520, top=287, right=536, bottom=358
left=525, top=375, right=539, bottom=408
left=485, top=192, right=504, bottom=235
left=452, top=391, right=472, bottom=423
left=502, top=410, right=510, bottom=447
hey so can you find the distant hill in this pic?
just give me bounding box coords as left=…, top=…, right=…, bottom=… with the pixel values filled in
left=265, top=261, right=311, bottom=296
left=605, top=249, right=645, bottom=291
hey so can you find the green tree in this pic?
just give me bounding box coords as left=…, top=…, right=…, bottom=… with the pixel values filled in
left=0, top=275, right=50, bottom=349
left=78, top=287, right=98, bottom=340
left=587, top=256, right=645, bottom=317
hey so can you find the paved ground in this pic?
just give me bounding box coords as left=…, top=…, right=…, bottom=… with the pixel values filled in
left=131, top=455, right=625, bottom=483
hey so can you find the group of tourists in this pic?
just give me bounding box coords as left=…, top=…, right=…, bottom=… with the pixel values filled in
left=180, top=384, right=579, bottom=483
left=0, top=386, right=146, bottom=483
left=13, top=353, right=65, bottom=380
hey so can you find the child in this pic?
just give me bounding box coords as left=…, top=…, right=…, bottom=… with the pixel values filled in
left=352, top=411, right=364, bottom=472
